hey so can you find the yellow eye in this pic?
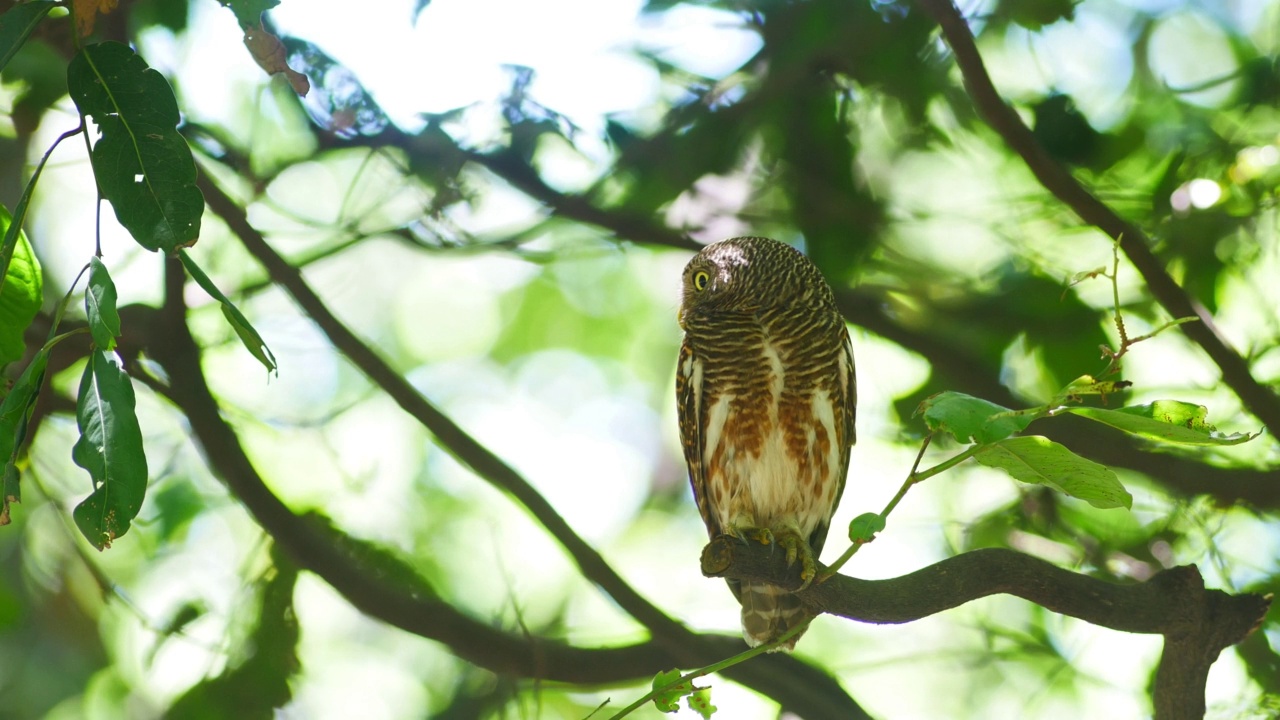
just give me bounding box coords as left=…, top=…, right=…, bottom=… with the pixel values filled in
left=693, top=271, right=710, bottom=292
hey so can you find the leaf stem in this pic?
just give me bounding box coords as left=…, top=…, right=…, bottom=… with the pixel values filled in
left=825, top=436, right=982, bottom=576
left=0, top=124, right=82, bottom=294
left=604, top=620, right=811, bottom=720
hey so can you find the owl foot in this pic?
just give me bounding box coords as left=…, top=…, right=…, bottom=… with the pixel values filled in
left=727, top=525, right=775, bottom=547
left=775, top=529, right=816, bottom=590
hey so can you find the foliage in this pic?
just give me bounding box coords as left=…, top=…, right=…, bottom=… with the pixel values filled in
left=0, top=0, right=1277, bottom=719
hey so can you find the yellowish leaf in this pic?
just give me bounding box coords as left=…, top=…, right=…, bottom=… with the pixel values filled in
left=244, top=23, right=310, bottom=96
left=72, top=0, right=119, bottom=38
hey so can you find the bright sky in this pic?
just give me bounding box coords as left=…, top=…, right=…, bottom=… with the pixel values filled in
left=268, top=0, right=762, bottom=129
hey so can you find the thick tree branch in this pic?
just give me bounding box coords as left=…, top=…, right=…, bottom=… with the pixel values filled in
left=191, top=177, right=865, bottom=718
left=195, top=173, right=686, bottom=644
left=916, top=0, right=1280, bottom=435
left=703, top=537, right=1270, bottom=720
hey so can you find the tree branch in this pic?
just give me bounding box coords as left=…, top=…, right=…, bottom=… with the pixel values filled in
left=195, top=173, right=686, bottom=644
left=190, top=177, right=867, bottom=718
left=839, top=289, right=1280, bottom=506
left=394, top=127, right=1280, bottom=506
left=916, top=0, right=1280, bottom=435
left=302, top=119, right=1280, bottom=506
left=703, top=537, right=1270, bottom=720
left=196, top=113, right=1280, bottom=507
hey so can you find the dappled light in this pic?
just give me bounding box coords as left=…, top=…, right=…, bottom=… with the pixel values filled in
left=0, top=1, right=1277, bottom=719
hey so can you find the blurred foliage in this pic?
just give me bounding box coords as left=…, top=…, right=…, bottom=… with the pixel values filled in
left=0, top=0, right=1277, bottom=718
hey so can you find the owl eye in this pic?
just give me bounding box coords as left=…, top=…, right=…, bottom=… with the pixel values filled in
left=693, top=270, right=710, bottom=292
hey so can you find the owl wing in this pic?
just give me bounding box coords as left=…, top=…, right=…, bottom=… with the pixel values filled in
left=808, top=325, right=857, bottom=557
left=837, top=325, right=857, bottom=498
left=676, top=336, right=720, bottom=538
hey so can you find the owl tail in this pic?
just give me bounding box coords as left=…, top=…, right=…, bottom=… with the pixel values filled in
left=739, top=582, right=809, bottom=652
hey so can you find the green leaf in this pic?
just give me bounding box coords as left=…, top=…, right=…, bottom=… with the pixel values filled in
left=0, top=1, right=55, bottom=75
left=1057, top=374, right=1132, bottom=399
left=218, top=0, right=280, bottom=28
left=917, top=391, right=1041, bottom=444
left=66, top=41, right=203, bottom=252
left=85, top=257, right=120, bottom=350
left=0, top=346, right=47, bottom=525
left=651, top=669, right=694, bottom=714
left=848, top=512, right=886, bottom=543
left=0, top=204, right=42, bottom=365
left=4, top=262, right=90, bottom=524
left=0, top=346, right=47, bottom=463
left=71, top=350, right=148, bottom=549
left=178, top=251, right=277, bottom=373
left=974, top=436, right=1132, bottom=510
left=1068, top=401, right=1258, bottom=446
left=686, top=687, right=717, bottom=719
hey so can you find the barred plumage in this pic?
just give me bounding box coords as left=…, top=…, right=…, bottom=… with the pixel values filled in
left=677, top=236, right=856, bottom=651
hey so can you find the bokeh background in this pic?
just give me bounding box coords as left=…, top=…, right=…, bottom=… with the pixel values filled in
left=1, top=0, right=1279, bottom=717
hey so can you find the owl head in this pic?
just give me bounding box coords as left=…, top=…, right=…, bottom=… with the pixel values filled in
left=679, top=236, right=830, bottom=328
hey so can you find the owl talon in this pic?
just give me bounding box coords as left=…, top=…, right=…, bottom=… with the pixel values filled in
left=777, top=530, right=816, bottom=590
left=748, top=527, right=774, bottom=546
left=728, top=526, right=775, bottom=547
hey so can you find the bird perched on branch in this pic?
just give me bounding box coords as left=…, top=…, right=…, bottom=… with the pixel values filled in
left=677, top=236, right=856, bottom=651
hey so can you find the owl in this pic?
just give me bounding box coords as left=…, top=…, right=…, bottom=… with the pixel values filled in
left=677, top=236, right=856, bottom=650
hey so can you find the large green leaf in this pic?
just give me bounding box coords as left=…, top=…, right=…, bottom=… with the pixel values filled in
left=66, top=42, right=203, bottom=252
left=71, top=350, right=148, bottom=550
left=85, top=257, right=120, bottom=350
left=917, top=391, right=1040, bottom=444
left=974, top=436, right=1132, bottom=510
left=0, top=204, right=42, bottom=365
left=1068, top=401, right=1258, bottom=446
left=0, top=0, right=55, bottom=75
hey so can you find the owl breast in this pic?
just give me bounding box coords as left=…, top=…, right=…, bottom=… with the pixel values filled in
left=699, top=326, right=844, bottom=542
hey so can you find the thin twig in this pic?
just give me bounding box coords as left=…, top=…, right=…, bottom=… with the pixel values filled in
left=606, top=620, right=811, bottom=720
left=825, top=433, right=982, bottom=577
left=916, top=0, right=1280, bottom=434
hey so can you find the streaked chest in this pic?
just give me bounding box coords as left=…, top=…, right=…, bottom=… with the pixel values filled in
left=692, top=322, right=844, bottom=530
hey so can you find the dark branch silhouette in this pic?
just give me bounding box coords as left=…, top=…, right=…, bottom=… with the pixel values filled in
left=189, top=177, right=867, bottom=719
left=195, top=173, right=685, bottom=641
left=916, top=0, right=1280, bottom=435
left=703, top=536, right=1270, bottom=720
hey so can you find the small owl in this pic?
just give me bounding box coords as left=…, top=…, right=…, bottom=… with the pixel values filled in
left=676, top=236, right=856, bottom=650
